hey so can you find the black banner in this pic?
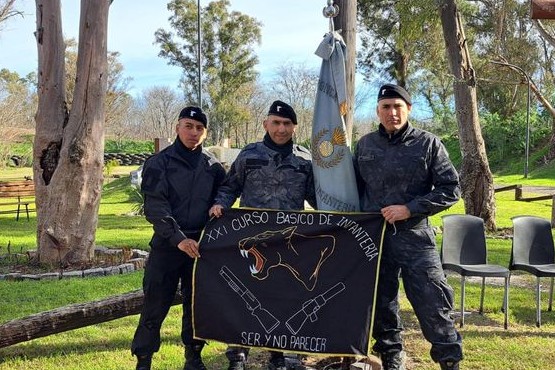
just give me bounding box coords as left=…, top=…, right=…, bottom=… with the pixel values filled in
left=192, top=208, right=385, bottom=356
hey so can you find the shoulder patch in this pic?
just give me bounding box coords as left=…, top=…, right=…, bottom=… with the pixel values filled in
left=293, top=144, right=312, bottom=160
left=242, top=142, right=259, bottom=151
left=141, top=166, right=162, bottom=193
left=202, top=148, right=222, bottom=167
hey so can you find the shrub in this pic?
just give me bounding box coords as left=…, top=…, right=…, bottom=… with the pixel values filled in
left=104, top=139, right=154, bottom=153
left=103, top=159, right=120, bottom=178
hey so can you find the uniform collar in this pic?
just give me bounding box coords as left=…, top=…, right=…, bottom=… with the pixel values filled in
left=378, top=122, right=411, bottom=142
left=263, top=132, right=293, bottom=158
left=174, top=136, right=202, bottom=166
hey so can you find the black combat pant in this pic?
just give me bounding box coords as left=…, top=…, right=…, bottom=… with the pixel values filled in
left=372, top=225, right=463, bottom=363
left=131, top=247, right=202, bottom=356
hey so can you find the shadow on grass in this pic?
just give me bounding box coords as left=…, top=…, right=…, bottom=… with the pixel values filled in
left=505, top=306, right=555, bottom=327
left=96, top=214, right=150, bottom=230
left=101, top=176, right=141, bottom=205
left=0, top=335, right=135, bottom=363
left=400, top=302, right=555, bottom=335
left=0, top=332, right=228, bottom=365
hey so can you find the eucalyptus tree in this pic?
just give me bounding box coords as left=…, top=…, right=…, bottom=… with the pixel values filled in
left=0, top=2, right=31, bottom=137
left=467, top=1, right=555, bottom=164
left=0, top=69, right=36, bottom=166
left=0, top=0, right=18, bottom=28
left=533, top=19, right=555, bottom=159
left=33, top=0, right=110, bottom=265
left=0, top=69, right=36, bottom=129
left=470, top=0, right=542, bottom=117
left=358, top=0, right=459, bottom=134
left=439, top=0, right=496, bottom=230
left=155, top=0, right=261, bottom=145
left=357, top=0, right=441, bottom=88
left=63, top=38, right=132, bottom=139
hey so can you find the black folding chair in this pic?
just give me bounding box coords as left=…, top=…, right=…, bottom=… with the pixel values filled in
left=511, top=216, right=555, bottom=327
left=441, top=214, right=509, bottom=329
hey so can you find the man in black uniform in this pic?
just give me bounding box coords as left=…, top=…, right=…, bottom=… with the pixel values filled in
left=209, top=100, right=316, bottom=370
left=131, top=106, right=226, bottom=370
left=353, top=84, right=463, bottom=370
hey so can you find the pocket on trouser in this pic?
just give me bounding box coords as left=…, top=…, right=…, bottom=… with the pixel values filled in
left=426, top=267, right=455, bottom=312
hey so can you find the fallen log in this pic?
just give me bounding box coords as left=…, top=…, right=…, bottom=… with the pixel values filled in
left=0, top=289, right=182, bottom=348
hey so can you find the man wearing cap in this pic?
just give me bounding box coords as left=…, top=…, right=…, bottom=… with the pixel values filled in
left=353, top=84, right=463, bottom=370
left=209, top=100, right=316, bottom=370
left=131, top=106, right=226, bottom=370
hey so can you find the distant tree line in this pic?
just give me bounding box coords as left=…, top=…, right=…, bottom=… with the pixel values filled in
left=3, top=0, right=555, bottom=263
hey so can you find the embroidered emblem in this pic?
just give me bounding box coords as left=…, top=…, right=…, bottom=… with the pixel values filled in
left=312, top=126, right=347, bottom=168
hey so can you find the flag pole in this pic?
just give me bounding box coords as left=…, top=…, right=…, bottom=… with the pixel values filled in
left=197, top=0, right=202, bottom=108
left=311, top=1, right=360, bottom=212
left=322, top=0, right=339, bottom=32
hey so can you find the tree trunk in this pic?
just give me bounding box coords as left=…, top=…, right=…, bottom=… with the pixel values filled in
left=531, top=20, right=555, bottom=160
left=439, top=0, right=496, bottom=230
left=33, top=0, right=109, bottom=266
left=0, top=290, right=183, bottom=349
left=333, top=0, right=356, bottom=145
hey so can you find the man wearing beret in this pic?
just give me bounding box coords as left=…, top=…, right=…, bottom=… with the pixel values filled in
left=353, top=84, right=463, bottom=370
left=209, top=100, right=317, bottom=370
left=131, top=106, right=226, bottom=370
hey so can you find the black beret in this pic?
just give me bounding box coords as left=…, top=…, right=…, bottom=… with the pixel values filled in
left=268, top=100, right=297, bottom=125
left=178, top=106, right=207, bottom=127
left=377, top=84, right=412, bottom=105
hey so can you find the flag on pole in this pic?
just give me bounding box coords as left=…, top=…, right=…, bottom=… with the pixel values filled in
left=311, top=31, right=360, bottom=212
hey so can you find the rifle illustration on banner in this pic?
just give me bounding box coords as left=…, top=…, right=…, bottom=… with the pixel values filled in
left=311, top=20, right=360, bottom=212
left=285, top=282, right=346, bottom=335
left=220, top=265, right=280, bottom=333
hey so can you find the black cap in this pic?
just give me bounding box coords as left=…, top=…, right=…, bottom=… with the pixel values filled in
left=268, top=100, right=297, bottom=125
left=377, top=84, right=412, bottom=105
left=178, top=106, right=207, bottom=127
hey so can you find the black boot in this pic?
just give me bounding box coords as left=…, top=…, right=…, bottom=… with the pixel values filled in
left=228, top=352, right=247, bottom=370
left=340, top=357, right=355, bottom=370
left=267, top=351, right=286, bottom=370
left=136, top=354, right=152, bottom=370
left=184, top=343, right=207, bottom=370
left=440, top=360, right=460, bottom=370
left=380, top=351, right=406, bottom=370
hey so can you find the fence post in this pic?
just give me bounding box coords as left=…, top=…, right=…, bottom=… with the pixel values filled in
left=515, top=185, right=522, bottom=200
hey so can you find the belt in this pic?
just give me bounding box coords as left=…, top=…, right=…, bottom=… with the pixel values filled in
left=386, top=217, right=429, bottom=231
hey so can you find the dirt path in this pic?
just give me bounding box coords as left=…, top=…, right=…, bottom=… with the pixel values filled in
left=522, top=186, right=555, bottom=195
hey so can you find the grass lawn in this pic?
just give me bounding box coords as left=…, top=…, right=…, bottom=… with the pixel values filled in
left=1, top=166, right=555, bottom=369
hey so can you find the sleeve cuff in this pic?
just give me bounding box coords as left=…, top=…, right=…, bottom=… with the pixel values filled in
left=405, top=200, right=423, bottom=217
left=170, top=231, right=187, bottom=248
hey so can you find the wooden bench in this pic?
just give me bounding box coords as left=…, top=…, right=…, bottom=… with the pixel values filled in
left=0, top=180, right=36, bottom=221
left=495, top=184, right=555, bottom=227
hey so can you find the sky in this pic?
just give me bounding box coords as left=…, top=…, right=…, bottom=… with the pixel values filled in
left=0, top=0, right=333, bottom=97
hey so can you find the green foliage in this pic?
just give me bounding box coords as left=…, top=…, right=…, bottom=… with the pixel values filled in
left=481, top=110, right=550, bottom=170
left=297, top=137, right=312, bottom=151
left=104, top=139, right=154, bottom=153
left=129, top=186, right=144, bottom=216
left=0, top=132, right=34, bottom=169
left=440, top=133, right=462, bottom=169
left=154, top=0, right=262, bottom=144
left=103, top=159, right=120, bottom=178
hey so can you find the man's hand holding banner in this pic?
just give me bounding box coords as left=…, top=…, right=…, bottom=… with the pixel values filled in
left=192, top=208, right=384, bottom=357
